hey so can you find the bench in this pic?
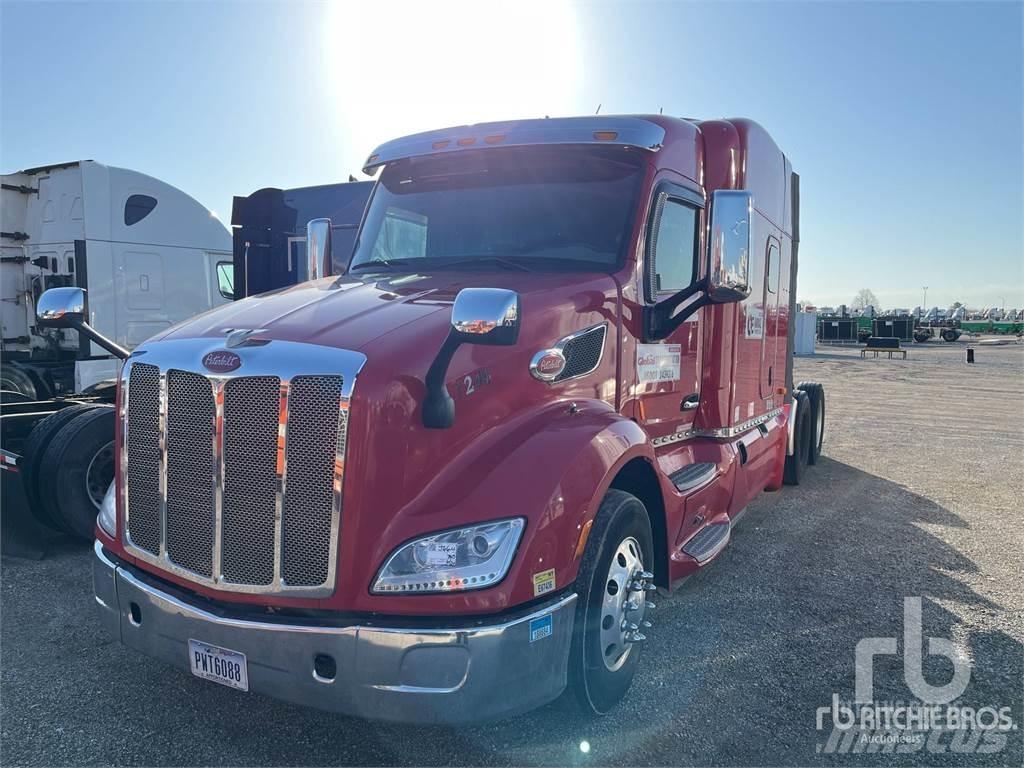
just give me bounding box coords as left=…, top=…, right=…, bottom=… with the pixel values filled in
left=861, top=336, right=907, bottom=359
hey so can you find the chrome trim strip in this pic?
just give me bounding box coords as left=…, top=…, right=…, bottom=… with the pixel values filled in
left=651, top=407, right=786, bottom=447
left=121, top=338, right=367, bottom=598
left=273, top=380, right=289, bottom=587
left=787, top=395, right=798, bottom=456
left=211, top=378, right=225, bottom=582
left=157, top=371, right=168, bottom=558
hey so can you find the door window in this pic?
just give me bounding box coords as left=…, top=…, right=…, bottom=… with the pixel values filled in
left=650, top=198, right=699, bottom=296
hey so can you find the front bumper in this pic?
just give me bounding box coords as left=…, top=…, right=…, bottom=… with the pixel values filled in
left=93, top=542, right=576, bottom=724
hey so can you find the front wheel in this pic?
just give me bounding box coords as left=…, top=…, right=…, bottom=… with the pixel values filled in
left=566, top=489, right=655, bottom=715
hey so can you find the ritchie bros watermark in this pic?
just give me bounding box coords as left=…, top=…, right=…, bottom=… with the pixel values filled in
left=816, top=597, right=1017, bottom=755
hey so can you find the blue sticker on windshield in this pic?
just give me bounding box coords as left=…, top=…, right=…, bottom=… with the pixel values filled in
left=529, top=614, right=553, bottom=643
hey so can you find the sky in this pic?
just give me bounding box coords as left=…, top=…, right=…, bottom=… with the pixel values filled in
left=2, top=0, right=1022, bottom=311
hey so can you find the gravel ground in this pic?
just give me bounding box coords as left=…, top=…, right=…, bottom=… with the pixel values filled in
left=2, top=341, right=1022, bottom=767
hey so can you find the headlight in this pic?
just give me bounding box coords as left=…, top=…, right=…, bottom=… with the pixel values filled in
left=372, top=518, right=525, bottom=594
left=97, top=482, right=116, bottom=537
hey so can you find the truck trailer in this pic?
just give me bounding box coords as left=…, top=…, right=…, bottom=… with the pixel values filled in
left=61, top=115, right=825, bottom=723
left=1, top=161, right=232, bottom=539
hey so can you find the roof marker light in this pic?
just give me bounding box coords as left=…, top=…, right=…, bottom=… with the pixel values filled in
left=457, top=137, right=476, bottom=146
left=366, top=153, right=379, bottom=165
left=593, top=131, right=618, bottom=141
left=483, top=134, right=506, bottom=144
left=432, top=140, right=450, bottom=150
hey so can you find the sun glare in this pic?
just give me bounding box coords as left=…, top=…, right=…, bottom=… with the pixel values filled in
left=325, top=0, right=580, bottom=167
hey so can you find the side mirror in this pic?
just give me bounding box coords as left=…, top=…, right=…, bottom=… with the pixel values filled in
left=423, top=288, right=521, bottom=428
left=35, top=287, right=129, bottom=359
left=707, top=190, right=752, bottom=303
left=306, top=218, right=332, bottom=281
left=451, top=287, right=521, bottom=346
left=36, top=286, right=86, bottom=328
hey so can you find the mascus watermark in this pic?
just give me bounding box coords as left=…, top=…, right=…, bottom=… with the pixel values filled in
left=816, top=597, right=1017, bottom=754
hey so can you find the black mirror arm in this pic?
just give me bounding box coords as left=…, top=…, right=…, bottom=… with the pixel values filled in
left=422, top=331, right=461, bottom=429
left=69, top=318, right=130, bottom=359
left=644, top=279, right=709, bottom=342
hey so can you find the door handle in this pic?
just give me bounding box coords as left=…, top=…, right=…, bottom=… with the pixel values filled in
left=681, top=393, right=700, bottom=411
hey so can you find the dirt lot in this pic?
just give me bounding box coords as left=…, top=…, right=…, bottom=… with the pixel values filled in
left=2, top=341, right=1022, bottom=767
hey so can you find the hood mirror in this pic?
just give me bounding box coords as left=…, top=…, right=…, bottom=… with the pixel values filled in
left=450, top=287, right=521, bottom=345
left=306, top=218, right=332, bottom=281
left=423, top=287, right=521, bottom=429
left=707, top=190, right=752, bottom=303
left=35, top=287, right=129, bottom=359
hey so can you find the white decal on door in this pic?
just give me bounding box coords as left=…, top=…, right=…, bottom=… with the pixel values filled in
left=637, top=344, right=681, bottom=384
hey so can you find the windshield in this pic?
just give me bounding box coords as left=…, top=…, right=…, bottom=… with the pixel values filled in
left=350, top=146, right=645, bottom=272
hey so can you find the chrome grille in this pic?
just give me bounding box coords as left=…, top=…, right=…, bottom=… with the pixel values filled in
left=164, top=370, right=215, bottom=576
left=125, top=363, right=161, bottom=555
left=282, top=376, right=344, bottom=586
left=120, top=340, right=364, bottom=597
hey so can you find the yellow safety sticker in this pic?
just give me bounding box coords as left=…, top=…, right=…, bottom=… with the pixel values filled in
left=533, top=568, right=556, bottom=597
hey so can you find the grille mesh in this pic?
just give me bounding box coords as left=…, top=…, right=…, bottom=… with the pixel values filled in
left=556, top=325, right=607, bottom=381
left=164, top=370, right=215, bottom=576
left=282, top=376, right=344, bottom=586
left=221, top=377, right=280, bottom=585
left=125, top=363, right=161, bottom=555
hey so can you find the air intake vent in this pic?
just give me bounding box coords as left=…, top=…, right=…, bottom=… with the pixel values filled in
left=555, top=324, right=607, bottom=381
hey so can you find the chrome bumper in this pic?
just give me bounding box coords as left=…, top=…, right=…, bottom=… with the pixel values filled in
left=93, top=542, right=576, bottom=724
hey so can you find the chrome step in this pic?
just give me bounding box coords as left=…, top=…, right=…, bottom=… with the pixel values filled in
left=680, top=522, right=730, bottom=563
left=669, top=462, right=716, bottom=493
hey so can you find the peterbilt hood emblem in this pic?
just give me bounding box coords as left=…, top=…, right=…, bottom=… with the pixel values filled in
left=202, top=350, right=242, bottom=373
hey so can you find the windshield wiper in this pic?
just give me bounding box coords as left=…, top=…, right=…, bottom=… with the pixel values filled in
left=429, top=256, right=533, bottom=273
left=350, top=258, right=414, bottom=271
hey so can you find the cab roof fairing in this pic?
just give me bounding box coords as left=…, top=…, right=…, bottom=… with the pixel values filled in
left=361, top=116, right=667, bottom=175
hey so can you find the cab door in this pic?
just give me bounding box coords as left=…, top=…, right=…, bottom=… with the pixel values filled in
left=635, top=184, right=704, bottom=439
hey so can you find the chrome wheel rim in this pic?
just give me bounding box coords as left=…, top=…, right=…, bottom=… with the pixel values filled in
left=599, top=536, right=651, bottom=672
left=86, top=441, right=115, bottom=510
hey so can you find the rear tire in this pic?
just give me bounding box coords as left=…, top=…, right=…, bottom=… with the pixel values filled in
left=0, top=363, right=37, bottom=400
left=38, top=406, right=116, bottom=540
left=942, top=329, right=958, bottom=342
left=566, top=489, right=654, bottom=715
left=796, top=381, right=825, bottom=465
left=784, top=390, right=811, bottom=486
left=21, top=404, right=103, bottom=530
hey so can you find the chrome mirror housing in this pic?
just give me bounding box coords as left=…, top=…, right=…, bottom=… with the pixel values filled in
left=708, top=190, right=753, bottom=303
left=306, top=218, right=332, bottom=281
left=36, top=286, right=86, bottom=328
left=451, top=287, right=520, bottom=346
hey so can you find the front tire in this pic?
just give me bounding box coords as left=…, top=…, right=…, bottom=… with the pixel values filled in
left=566, top=489, right=654, bottom=715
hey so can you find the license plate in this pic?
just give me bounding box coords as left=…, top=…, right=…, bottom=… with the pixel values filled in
left=188, top=639, right=248, bottom=691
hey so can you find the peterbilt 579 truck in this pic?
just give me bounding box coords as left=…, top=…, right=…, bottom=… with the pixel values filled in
left=44, top=115, right=827, bottom=723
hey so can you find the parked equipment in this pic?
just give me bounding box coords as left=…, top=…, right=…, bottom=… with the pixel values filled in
left=84, top=115, right=825, bottom=723
left=230, top=181, right=372, bottom=297
left=1, top=161, right=232, bottom=540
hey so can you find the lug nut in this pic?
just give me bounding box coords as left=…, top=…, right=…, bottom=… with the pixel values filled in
left=645, top=601, right=655, bottom=610
left=639, top=570, right=654, bottom=580
left=642, top=620, right=652, bottom=628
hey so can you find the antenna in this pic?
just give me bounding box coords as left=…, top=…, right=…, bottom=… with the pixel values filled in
left=659, top=106, right=663, bottom=114
left=595, top=103, right=601, bottom=115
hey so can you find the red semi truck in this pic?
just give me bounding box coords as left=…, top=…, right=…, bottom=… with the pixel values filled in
left=45, top=115, right=826, bottom=723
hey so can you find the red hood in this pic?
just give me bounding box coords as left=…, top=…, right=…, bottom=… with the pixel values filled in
left=153, top=271, right=612, bottom=352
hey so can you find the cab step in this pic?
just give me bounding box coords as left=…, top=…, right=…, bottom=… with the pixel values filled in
left=669, top=461, right=716, bottom=493
left=680, top=521, right=730, bottom=563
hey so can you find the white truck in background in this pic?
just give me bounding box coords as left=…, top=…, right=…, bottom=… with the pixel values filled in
left=1, top=161, right=233, bottom=542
